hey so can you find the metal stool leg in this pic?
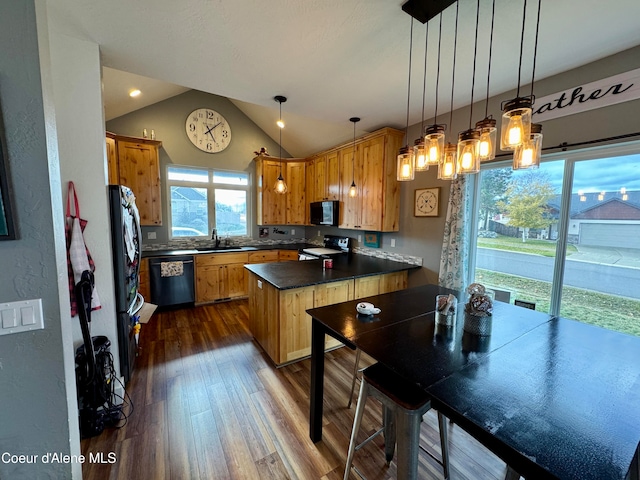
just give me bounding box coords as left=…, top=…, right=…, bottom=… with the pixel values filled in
left=347, top=348, right=362, bottom=408
left=396, top=408, right=423, bottom=480
left=383, top=404, right=396, bottom=464
left=438, top=412, right=450, bottom=480
left=344, top=376, right=369, bottom=480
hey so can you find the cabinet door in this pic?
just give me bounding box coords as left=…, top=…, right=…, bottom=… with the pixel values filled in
left=326, top=150, right=340, bottom=200
left=286, top=161, right=306, bottom=225
left=305, top=158, right=315, bottom=221
left=339, top=145, right=360, bottom=229
left=313, top=155, right=327, bottom=201
left=117, top=140, right=162, bottom=225
left=359, top=136, right=385, bottom=231
left=280, top=286, right=316, bottom=363
left=278, top=250, right=299, bottom=261
left=258, top=159, right=286, bottom=225
left=226, top=263, right=247, bottom=298
left=379, top=271, right=408, bottom=294
left=354, top=275, right=380, bottom=299
left=106, top=135, right=118, bottom=185
left=196, top=265, right=223, bottom=303
left=314, top=279, right=354, bottom=307
left=138, top=258, right=150, bottom=301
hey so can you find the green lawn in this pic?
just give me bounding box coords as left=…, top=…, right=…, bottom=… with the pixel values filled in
left=476, top=269, right=640, bottom=337
left=478, top=235, right=578, bottom=257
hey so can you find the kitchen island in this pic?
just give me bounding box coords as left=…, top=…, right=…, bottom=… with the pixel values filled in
left=245, top=254, right=420, bottom=365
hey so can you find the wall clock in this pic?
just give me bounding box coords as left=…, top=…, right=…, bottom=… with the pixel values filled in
left=414, top=187, right=440, bottom=217
left=185, top=108, right=231, bottom=153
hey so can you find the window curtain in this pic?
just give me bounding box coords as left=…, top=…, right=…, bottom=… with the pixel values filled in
left=438, top=176, right=473, bottom=290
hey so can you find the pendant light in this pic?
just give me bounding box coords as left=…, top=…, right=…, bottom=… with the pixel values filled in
left=348, top=117, right=360, bottom=198
left=438, top=2, right=459, bottom=181
left=273, top=95, right=288, bottom=194
left=424, top=13, right=445, bottom=166
left=397, top=17, right=416, bottom=181
left=514, top=0, right=543, bottom=170
left=457, top=0, right=481, bottom=175
left=475, top=0, right=497, bottom=161
left=414, top=22, right=429, bottom=171
left=500, top=0, right=532, bottom=151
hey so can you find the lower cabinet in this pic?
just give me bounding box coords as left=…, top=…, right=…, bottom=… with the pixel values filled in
left=138, top=258, right=150, bottom=301
left=195, top=252, right=249, bottom=303
left=247, top=270, right=408, bottom=366
left=278, top=249, right=299, bottom=261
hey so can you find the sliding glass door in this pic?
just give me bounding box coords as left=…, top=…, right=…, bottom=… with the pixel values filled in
left=470, top=142, right=640, bottom=337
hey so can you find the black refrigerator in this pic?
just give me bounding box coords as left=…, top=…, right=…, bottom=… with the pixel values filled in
left=108, top=185, right=144, bottom=384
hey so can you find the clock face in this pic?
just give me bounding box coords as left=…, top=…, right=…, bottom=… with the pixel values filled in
left=185, top=108, right=231, bottom=153
left=415, top=188, right=439, bottom=217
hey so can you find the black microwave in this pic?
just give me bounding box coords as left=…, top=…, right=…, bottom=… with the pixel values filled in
left=310, top=201, right=340, bottom=226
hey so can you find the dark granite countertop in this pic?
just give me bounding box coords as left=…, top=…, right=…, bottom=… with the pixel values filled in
left=141, top=242, right=317, bottom=258
left=244, top=254, right=420, bottom=290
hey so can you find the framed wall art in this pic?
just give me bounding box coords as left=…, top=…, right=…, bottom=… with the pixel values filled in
left=0, top=128, right=16, bottom=240
left=414, top=187, right=440, bottom=217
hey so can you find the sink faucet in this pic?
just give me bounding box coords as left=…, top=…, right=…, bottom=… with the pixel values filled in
left=211, top=229, right=221, bottom=248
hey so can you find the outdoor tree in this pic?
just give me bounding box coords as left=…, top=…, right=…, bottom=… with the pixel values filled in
left=479, top=168, right=512, bottom=230
left=499, top=170, right=557, bottom=242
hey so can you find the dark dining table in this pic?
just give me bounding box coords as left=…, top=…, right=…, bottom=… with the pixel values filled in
left=307, top=284, right=640, bottom=480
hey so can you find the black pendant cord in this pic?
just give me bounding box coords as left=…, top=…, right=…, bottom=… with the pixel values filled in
left=278, top=100, right=283, bottom=176
left=468, top=0, right=480, bottom=128
left=516, top=0, right=528, bottom=98
left=404, top=17, right=414, bottom=144
left=530, top=0, right=542, bottom=99
left=420, top=22, right=429, bottom=134
left=484, top=0, right=496, bottom=119
left=447, top=1, right=459, bottom=140
left=433, top=13, right=443, bottom=125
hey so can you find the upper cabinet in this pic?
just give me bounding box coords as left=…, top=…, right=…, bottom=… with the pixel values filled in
left=255, top=157, right=306, bottom=225
left=339, top=128, right=404, bottom=232
left=309, top=151, right=340, bottom=202
left=107, top=132, right=163, bottom=226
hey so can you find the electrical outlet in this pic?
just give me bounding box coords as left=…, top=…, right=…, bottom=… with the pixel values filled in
left=257, top=280, right=263, bottom=289
left=318, top=230, right=321, bottom=237
left=391, top=238, right=396, bottom=247
left=291, top=229, right=295, bottom=236
left=148, top=232, right=156, bottom=240
left=358, top=235, right=362, bottom=242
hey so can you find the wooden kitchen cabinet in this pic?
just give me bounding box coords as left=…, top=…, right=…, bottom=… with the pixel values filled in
left=255, top=156, right=306, bottom=225
left=138, top=258, right=150, bottom=301
left=248, top=250, right=279, bottom=264
left=339, top=128, right=403, bottom=231
left=107, top=133, right=163, bottom=226
left=278, top=250, right=299, bottom=261
left=195, top=252, right=249, bottom=303
left=309, top=151, right=340, bottom=202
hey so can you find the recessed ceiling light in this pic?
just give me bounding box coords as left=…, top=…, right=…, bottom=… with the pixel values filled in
left=129, top=89, right=141, bottom=98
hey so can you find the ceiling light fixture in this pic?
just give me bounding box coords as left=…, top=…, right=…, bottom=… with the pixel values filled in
left=274, top=95, right=288, bottom=195
left=414, top=21, right=430, bottom=172
left=514, top=0, right=543, bottom=170
left=500, top=0, right=532, bottom=151
left=438, top=2, right=459, bottom=181
left=476, top=0, right=497, bottom=162
left=424, top=13, right=445, bottom=167
left=457, top=0, right=481, bottom=175
left=397, top=17, right=416, bottom=181
left=348, top=117, right=360, bottom=198
left=129, top=89, right=141, bottom=98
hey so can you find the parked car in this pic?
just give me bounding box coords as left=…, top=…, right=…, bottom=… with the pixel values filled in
left=171, top=227, right=207, bottom=237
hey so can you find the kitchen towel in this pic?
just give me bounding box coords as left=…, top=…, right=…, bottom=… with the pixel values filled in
left=161, top=261, right=184, bottom=277
left=65, top=181, right=101, bottom=316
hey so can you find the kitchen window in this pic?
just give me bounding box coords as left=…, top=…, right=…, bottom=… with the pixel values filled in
left=167, top=166, right=249, bottom=239
left=468, top=142, right=640, bottom=337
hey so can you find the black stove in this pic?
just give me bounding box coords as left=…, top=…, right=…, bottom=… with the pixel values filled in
left=299, top=235, right=352, bottom=260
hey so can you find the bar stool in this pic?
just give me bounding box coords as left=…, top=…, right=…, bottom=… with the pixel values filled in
left=344, top=362, right=450, bottom=480
left=347, top=348, right=362, bottom=408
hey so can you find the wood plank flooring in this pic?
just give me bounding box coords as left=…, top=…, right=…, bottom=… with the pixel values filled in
left=81, top=300, right=511, bottom=479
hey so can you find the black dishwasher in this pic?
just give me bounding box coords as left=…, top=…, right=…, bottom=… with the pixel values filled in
left=149, top=255, right=195, bottom=307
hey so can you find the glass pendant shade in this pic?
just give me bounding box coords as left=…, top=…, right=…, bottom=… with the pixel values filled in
left=274, top=173, right=288, bottom=194
left=424, top=124, right=446, bottom=165
left=348, top=181, right=357, bottom=198
left=397, top=146, right=415, bottom=181
left=475, top=117, right=497, bottom=161
left=501, top=97, right=532, bottom=150
left=456, top=129, right=481, bottom=174
left=413, top=138, right=429, bottom=171
left=438, top=143, right=458, bottom=180
left=513, top=123, right=542, bottom=170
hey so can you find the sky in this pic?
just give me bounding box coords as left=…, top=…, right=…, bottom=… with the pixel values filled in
left=510, top=152, right=640, bottom=194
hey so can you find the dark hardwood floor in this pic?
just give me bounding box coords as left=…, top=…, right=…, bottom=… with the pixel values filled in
left=81, top=300, right=511, bottom=479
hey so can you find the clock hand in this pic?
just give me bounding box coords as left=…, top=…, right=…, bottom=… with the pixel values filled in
left=211, top=121, right=222, bottom=129
left=204, top=124, right=216, bottom=141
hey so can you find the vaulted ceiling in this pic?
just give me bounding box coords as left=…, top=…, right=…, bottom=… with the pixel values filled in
left=48, top=0, right=640, bottom=157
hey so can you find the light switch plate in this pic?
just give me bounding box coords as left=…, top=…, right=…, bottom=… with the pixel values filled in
left=0, top=299, right=44, bottom=336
